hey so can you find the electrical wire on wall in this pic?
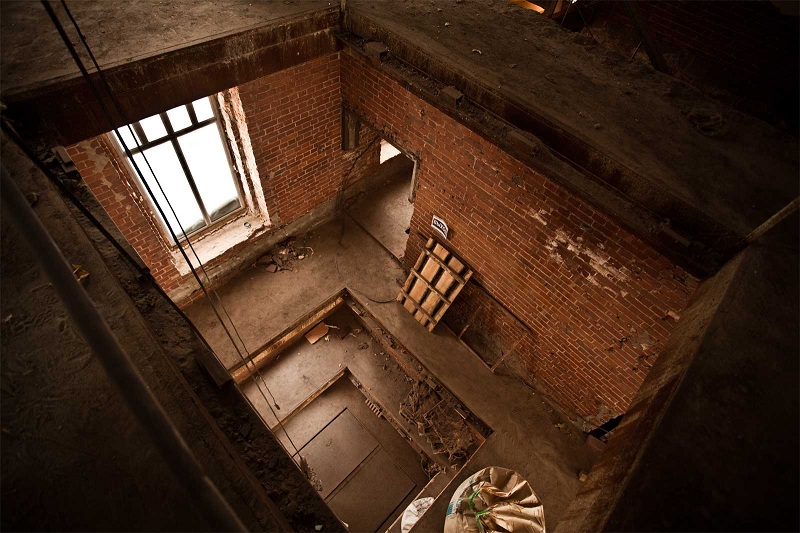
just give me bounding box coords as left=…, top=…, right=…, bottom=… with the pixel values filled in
left=43, top=0, right=305, bottom=467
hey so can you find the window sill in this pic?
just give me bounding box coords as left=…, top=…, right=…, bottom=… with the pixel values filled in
left=172, top=212, right=268, bottom=276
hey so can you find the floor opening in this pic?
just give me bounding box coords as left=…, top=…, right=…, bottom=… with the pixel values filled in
left=348, top=139, right=415, bottom=261
left=236, top=294, right=491, bottom=532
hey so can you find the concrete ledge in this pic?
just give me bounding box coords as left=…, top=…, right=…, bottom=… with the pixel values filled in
left=4, top=7, right=341, bottom=146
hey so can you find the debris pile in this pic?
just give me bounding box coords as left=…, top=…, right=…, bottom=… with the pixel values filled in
left=400, top=381, right=474, bottom=463
left=254, top=237, right=313, bottom=273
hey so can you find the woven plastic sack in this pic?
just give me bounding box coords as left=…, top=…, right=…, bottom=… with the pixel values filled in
left=444, top=466, right=545, bottom=533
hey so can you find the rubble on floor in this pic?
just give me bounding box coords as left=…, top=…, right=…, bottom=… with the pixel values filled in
left=254, top=237, right=314, bottom=273
left=399, top=381, right=475, bottom=463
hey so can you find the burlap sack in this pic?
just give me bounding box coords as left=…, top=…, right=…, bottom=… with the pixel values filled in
left=443, top=467, right=545, bottom=533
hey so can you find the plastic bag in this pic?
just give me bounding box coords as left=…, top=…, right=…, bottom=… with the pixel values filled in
left=401, top=497, right=435, bottom=533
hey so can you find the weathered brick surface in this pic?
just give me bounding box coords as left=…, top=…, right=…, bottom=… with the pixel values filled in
left=238, top=52, right=379, bottom=223
left=341, top=50, right=698, bottom=423
left=66, top=137, right=181, bottom=292
left=69, top=52, right=380, bottom=299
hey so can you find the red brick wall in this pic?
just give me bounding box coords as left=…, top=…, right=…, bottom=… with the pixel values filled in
left=69, top=52, right=381, bottom=300
left=67, top=136, right=182, bottom=293
left=341, top=50, right=698, bottom=424
left=238, top=52, right=379, bottom=224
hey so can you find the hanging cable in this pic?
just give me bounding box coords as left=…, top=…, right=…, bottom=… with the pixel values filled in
left=0, top=120, right=147, bottom=277
left=54, top=0, right=290, bottom=445
left=44, top=0, right=301, bottom=460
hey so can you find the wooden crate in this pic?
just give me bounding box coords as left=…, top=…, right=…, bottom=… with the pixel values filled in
left=397, top=238, right=473, bottom=331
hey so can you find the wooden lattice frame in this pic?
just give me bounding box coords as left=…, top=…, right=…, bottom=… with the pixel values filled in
left=397, top=238, right=473, bottom=331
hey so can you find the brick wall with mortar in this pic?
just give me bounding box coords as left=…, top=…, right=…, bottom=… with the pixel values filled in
left=68, top=52, right=381, bottom=301
left=67, top=136, right=181, bottom=292
left=589, top=1, right=798, bottom=131
left=341, top=50, right=698, bottom=424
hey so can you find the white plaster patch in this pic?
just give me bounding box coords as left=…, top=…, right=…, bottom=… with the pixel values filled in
left=529, top=207, right=549, bottom=226
left=551, top=227, right=629, bottom=285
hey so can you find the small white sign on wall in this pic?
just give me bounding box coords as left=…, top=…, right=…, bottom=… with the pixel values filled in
left=431, top=215, right=449, bottom=239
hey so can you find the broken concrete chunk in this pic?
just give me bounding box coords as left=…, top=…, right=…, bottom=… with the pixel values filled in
left=365, top=41, right=389, bottom=66
left=264, top=264, right=278, bottom=273
left=440, top=85, right=464, bottom=107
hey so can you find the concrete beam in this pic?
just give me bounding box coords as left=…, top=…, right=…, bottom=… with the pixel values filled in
left=3, top=8, right=340, bottom=146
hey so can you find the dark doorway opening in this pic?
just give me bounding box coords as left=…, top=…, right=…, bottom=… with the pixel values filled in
left=347, top=139, right=416, bottom=262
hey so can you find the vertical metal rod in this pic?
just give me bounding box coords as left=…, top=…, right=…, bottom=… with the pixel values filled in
left=622, top=2, right=669, bottom=73
left=0, top=166, right=247, bottom=532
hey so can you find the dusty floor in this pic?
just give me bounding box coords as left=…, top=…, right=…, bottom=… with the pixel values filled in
left=278, top=372, right=428, bottom=532
left=185, top=216, right=596, bottom=529
left=347, top=154, right=415, bottom=261
left=242, top=306, right=469, bottom=471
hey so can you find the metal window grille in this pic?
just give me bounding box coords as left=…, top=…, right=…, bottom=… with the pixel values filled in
left=113, top=97, right=244, bottom=243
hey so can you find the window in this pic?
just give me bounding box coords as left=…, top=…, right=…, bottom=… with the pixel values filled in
left=114, top=97, right=243, bottom=242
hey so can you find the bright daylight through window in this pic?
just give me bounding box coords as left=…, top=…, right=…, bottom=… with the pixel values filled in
left=114, top=97, right=242, bottom=241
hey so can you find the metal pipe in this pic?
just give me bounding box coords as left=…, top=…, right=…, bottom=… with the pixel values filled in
left=0, top=166, right=247, bottom=532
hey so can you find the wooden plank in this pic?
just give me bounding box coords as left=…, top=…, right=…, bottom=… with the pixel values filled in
left=409, top=242, right=444, bottom=324
left=409, top=269, right=452, bottom=305
left=418, top=247, right=465, bottom=326
left=423, top=248, right=467, bottom=284
left=412, top=243, right=449, bottom=321
left=397, top=238, right=472, bottom=331
left=398, top=288, right=437, bottom=323
left=231, top=293, right=345, bottom=383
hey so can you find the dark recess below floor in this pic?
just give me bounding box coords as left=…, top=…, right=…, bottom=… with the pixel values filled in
left=282, top=376, right=428, bottom=532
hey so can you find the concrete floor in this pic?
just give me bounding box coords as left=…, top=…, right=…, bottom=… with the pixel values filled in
left=185, top=216, right=595, bottom=529
left=280, top=374, right=428, bottom=532
left=347, top=154, right=415, bottom=261
left=241, top=306, right=464, bottom=471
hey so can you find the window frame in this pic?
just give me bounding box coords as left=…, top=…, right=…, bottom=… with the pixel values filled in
left=113, top=97, right=245, bottom=245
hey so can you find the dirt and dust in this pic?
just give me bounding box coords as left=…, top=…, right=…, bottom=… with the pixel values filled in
left=254, top=235, right=315, bottom=273
left=0, top=0, right=332, bottom=94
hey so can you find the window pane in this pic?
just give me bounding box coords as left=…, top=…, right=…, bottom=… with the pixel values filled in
left=113, top=127, right=141, bottom=150
left=132, top=143, right=205, bottom=236
left=192, top=97, right=214, bottom=122
left=166, top=105, right=192, bottom=131
left=177, top=124, right=240, bottom=222
left=139, top=115, right=167, bottom=142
